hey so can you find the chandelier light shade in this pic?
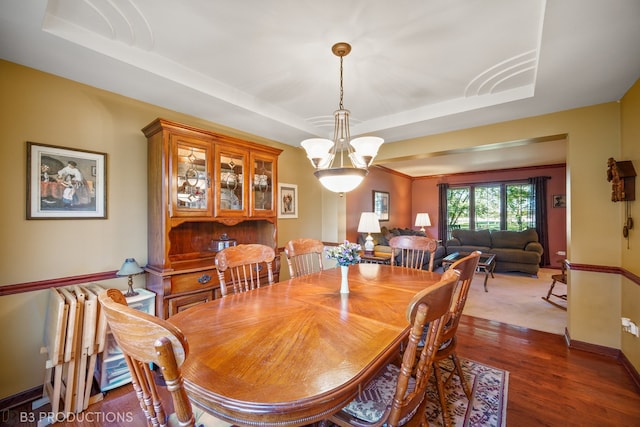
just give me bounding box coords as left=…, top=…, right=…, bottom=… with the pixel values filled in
left=358, top=212, right=381, bottom=254
left=415, top=213, right=432, bottom=233
left=315, top=167, right=368, bottom=193
left=300, top=138, right=334, bottom=169
left=301, top=42, right=384, bottom=193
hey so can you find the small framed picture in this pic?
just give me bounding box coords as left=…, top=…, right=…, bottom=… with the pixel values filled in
left=27, top=142, right=107, bottom=219
left=278, top=183, right=298, bottom=219
left=552, top=194, right=566, bottom=208
left=373, top=190, right=390, bottom=221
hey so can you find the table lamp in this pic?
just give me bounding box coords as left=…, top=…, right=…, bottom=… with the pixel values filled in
left=415, top=213, right=431, bottom=233
left=116, top=258, right=145, bottom=297
left=358, top=212, right=381, bottom=254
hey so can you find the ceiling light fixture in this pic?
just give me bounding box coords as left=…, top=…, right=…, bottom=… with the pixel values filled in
left=301, top=42, right=384, bottom=193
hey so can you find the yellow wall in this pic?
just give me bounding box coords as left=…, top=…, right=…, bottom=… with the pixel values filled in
left=620, top=79, right=640, bottom=367
left=1, top=59, right=638, bottom=399
left=0, top=60, right=309, bottom=398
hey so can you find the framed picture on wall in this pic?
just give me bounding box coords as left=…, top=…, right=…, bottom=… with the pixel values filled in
left=27, top=142, right=107, bottom=219
left=552, top=194, right=566, bottom=208
left=373, top=190, right=390, bottom=221
left=278, top=182, right=298, bottom=218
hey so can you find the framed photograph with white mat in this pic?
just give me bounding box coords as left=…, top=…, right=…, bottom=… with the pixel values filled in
left=278, top=183, right=298, bottom=218
left=27, top=141, right=107, bottom=219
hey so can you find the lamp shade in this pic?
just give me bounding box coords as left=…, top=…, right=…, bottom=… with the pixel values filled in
left=358, top=212, right=381, bottom=233
left=116, top=258, right=144, bottom=277
left=414, top=213, right=431, bottom=228
left=415, top=213, right=431, bottom=233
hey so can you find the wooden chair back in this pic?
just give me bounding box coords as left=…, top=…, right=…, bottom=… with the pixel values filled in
left=432, top=251, right=481, bottom=427
left=98, top=289, right=194, bottom=427
left=284, top=238, right=325, bottom=278
left=215, top=244, right=275, bottom=296
left=389, top=235, right=439, bottom=272
left=441, top=251, right=481, bottom=344
left=387, top=268, right=460, bottom=426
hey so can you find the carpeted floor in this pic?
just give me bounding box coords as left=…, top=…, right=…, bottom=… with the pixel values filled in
left=425, top=357, right=508, bottom=427
left=459, top=267, right=567, bottom=335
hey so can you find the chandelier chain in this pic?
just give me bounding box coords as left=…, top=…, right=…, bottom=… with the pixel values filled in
left=339, top=55, right=344, bottom=110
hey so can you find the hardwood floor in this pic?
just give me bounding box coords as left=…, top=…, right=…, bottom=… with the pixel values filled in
left=456, top=316, right=640, bottom=426
left=4, top=315, right=640, bottom=426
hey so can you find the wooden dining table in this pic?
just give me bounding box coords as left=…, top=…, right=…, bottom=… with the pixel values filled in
left=168, top=263, right=442, bottom=426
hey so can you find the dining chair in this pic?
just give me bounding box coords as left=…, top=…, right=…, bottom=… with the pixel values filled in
left=431, top=251, right=481, bottom=427
left=215, top=243, right=275, bottom=296
left=98, top=289, right=231, bottom=427
left=329, top=268, right=460, bottom=427
left=389, top=235, right=439, bottom=272
left=284, top=238, right=325, bottom=278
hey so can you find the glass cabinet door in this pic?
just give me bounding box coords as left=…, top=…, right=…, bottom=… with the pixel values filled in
left=251, top=153, right=276, bottom=217
left=216, top=147, right=247, bottom=217
left=172, top=137, right=212, bottom=217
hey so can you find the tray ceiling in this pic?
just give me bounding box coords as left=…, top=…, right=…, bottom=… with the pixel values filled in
left=1, top=0, right=639, bottom=175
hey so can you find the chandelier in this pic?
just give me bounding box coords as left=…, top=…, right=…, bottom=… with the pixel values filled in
left=301, top=42, right=384, bottom=193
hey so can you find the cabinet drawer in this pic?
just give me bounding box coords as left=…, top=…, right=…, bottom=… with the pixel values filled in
left=168, top=290, right=216, bottom=317
left=171, top=269, right=217, bottom=294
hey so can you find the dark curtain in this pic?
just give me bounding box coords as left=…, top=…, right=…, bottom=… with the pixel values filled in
left=528, top=176, right=551, bottom=266
left=438, top=183, right=449, bottom=242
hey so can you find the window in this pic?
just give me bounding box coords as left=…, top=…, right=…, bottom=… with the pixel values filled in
left=505, top=183, right=534, bottom=231
left=447, top=187, right=469, bottom=231
left=474, top=185, right=501, bottom=230
left=446, top=182, right=534, bottom=238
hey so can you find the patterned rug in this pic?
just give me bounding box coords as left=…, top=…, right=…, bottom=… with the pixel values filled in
left=425, top=357, right=509, bottom=427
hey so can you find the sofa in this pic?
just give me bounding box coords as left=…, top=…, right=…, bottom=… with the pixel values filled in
left=357, top=226, right=447, bottom=268
left=445, top=228, right=543, bottom=275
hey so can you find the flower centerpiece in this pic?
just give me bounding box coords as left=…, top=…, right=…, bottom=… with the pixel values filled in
left=326, top=240, right=362, bottom=266
left=326, top=240, right=361, bottom=294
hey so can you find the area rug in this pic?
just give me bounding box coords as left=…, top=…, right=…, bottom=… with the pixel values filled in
left=425, top=357, right=508, bottom=427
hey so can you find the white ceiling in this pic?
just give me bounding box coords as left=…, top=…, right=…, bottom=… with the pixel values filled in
left=1, top=0, right=639, bottom=176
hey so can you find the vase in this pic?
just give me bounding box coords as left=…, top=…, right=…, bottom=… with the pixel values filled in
left=340, top=265, right=350, bottom=294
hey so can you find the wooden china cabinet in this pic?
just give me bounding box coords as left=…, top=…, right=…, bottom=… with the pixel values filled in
left=142, top=118, right=282, bottom=319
